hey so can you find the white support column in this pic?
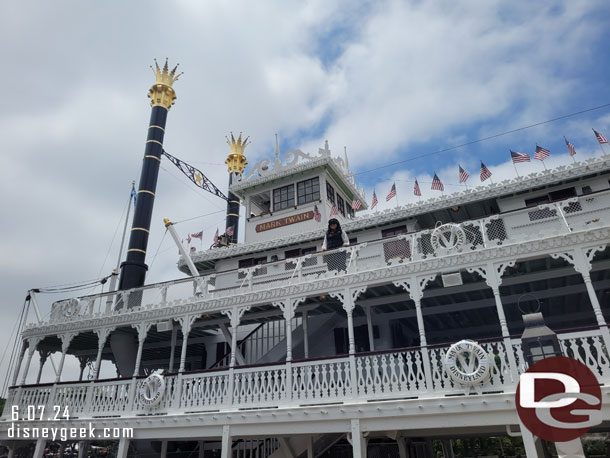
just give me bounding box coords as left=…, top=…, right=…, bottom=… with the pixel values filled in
left=350, top=419, right=366, bottom=458
left=222, top=307, right=250, bottom=407
left=20, top=337, right=42, bottom=385
left=116, top=438, right=130, bottom=458
left=169, top=325, right=178, bottom=371
left=132, top=322, right=154, bottom=376
left=58, top=443, right=65, bottom=458
left=331, top=288, right=366, bottom=398
left=556, top=438, right=585, bottom=458
left=365, top=306, right=375, bottom=352
left=467, top=262, right=519, bottom=381
left=11, top=341, right=28, bottom=386
left=77, top=441, right=88, bottom=458
left=274, top=298, right=303, bottom=401
left=303, top=310, right=310, bottom=359
left=218, top=323, right=246, bottom=366
left=33, top=438, right=46, bottom=458
left=7, top=446, right=15, bottom=458
left=442, top=439, right=455, bottom=458
left=198, top=440, right=205, bottom=458
left=78, top=357, right=88, bottom=381
left=307, top=436, right=314, bottom=458
left=519, top=422, right=544, bottom=458
left=394, top=276, right=435, bottom=391
left=56, top=332, right=78, bottom=382
left=221, top=425, right=232, bottom=458
left=161, top=440, right=168, bottom=458
left=178, top=315, right=198, bottom=373
left=93, top=328, right=113, bottom=380
left=552, top=246, right=610, bottom=349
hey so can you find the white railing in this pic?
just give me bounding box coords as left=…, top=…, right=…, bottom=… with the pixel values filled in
left=7, top=329, right=610, bottom=421
left=33, top=191, right=610, bottom=329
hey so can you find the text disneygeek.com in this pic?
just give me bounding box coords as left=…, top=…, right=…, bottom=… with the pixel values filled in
left=8, top=423, right=134, bottom=441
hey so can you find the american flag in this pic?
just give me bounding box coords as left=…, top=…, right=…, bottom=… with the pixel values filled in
left=564, top=137, right=576, bottom=156
left=480, top=162, right=492, bottom=181
left=226, top=226, right=234, bottom=237
left=329, top=205, right=339, bottom=217
left=213, top=228, right=219, bottom=244
left=351, top=199, right=362, bottom=210
left=386, top=183, right=396, bottom=201
left=313, top=204, right=321, bottom=222
left=414, top=179, right=421, bottom=196
left=187, top=234, right=192, bottom=244
left=190, top=246, right=196, bottom=253
left=458, top=165, right=469, bottom=183
left=511, top=150, right=530, bottom=163
left=594, top=129, right=609, bottom=144
left=534, top=145, right=550, bottom=161
left=371, top=191, right=378, bottom=210
left=191, top=231, right=203, bottom=240
left=431, top=173, right=444, bottom=191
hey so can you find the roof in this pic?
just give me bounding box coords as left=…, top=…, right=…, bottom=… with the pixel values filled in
left=180, top=154, right=610, bottom=269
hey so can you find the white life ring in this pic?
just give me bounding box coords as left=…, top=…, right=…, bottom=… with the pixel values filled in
left=431, top=224, right=466, bottom=252
left=139, top=371, right=165, bottom=407
left=443, top=340, right=492, bottom=386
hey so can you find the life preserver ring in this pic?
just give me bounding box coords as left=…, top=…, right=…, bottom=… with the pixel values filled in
left=443, top=340, right=491, bottom=386
left=139, top=371, right=165, bottom=407
left=431, top=223, right=466, bottom=252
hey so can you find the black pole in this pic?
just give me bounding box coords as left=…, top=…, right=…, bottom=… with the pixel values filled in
left=118, top=59, right=181, bottom=296
left=226, top=173, right=240, bottom=244
left=118, top=106, right=168, bottom=290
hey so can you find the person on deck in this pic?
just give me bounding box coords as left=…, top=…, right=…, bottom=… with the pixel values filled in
left=321, top=218, right=349, bottom=271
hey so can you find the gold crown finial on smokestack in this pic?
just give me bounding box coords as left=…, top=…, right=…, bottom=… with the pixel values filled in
left=148, top=58, right=183, bottom=109
left=225, top=132, right=249, bottom=175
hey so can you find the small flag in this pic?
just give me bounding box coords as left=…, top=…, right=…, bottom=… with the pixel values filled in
left=130, top=183, right=137, bottom=206
left=414, top=179, right=421, bottom=196
left=191, top=231, right=203, bottom=240
left=480, top=162, right=492, bottom=181
left=431, top=173, right=444, bottom=191
left=226, top=226, right=234, bottom=237
left=190, top=246, right=196, bottom=253
left=386, top=183, right=396, bottom=201
left=213, top=228, right=219, bottom=244
left=511, top=150, right=530, bottom=163
left=329, top=205, right=339, bottom=217
left=593, top=129, right=609, bottom=144
left=564, top=137, right=576, bottom=156
left=187, top=234, right=192, bottom=244
left=351, top=199, right=362, bottom=210
left=371, top=191, right=378, bottom=210
left=458, top=165, right=469, bottom=183
left=313, top=204, right=321, bottom=222
left=534, top=145, right=550, bottom=161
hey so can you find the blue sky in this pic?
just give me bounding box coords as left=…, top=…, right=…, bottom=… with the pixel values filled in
left=1, top=0, right=610, bottom=382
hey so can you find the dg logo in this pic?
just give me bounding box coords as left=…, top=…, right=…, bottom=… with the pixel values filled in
left=516, top=356, right=602, bottom=442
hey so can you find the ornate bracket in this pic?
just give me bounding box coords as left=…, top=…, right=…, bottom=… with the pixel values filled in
left=178, top=315, right=198, bottom=335
left=133, top=322, right=154, bottom=343
left=393, top=275, right=435, bottom=302
left=59, top=332, right=78, bottom=353
left=467, top=261, right=515, bottom=289
left=27, top=336, right=43, bottom=354
left=222, top=306, right=251, bottom=328
left=94, top=327, right=114, bottom=350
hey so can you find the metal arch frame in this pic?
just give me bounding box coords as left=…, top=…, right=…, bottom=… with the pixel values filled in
left=162, top=149, right=228, bottom=201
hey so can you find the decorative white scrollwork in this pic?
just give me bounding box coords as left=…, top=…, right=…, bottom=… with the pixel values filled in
left=431, top=223, right=466, bottom=252
left=443, top=340, right=492, bottom=386
left=61, top=299, right=80, bottom=318
left=139, top=370, right=165, bottom=407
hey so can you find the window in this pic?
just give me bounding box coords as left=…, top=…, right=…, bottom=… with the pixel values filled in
left=549, top=187, right=576, bottom=202
left=238, top=257, right=267, bottom=268
left=582, top=186, right=592, bottom=195
left=337, top=195, right=345, bottom=216
left=326, top=182, right=335, bottom=204
left=297, top=177, right=320, bottom=205
left=347, top=205, right=355, bottom=218
left=382, top=226, right=407, bottom=238
left=525, top=195, right=550, bottom=207
left=273, top=184, right=294, bottom=211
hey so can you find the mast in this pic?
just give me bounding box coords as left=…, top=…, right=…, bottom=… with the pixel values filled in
left=118, top=59, right=181, bottom=293
left=224, top=133, right=249, bottom=244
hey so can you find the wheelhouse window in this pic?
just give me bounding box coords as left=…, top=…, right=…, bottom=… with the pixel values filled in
left=273, top=184, right=294, bottom=211
left=297, top=177, right=320, bottom=205
left=326, top=182, right=335, bottom=204
left=337, top=195, right=345, bottom=216
left=347, top=205, right=355, bottom=218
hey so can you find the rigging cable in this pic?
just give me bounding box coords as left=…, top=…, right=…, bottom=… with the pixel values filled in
left=1, top=297, right=28, bottom=397
left=355, top=102, right=610, bottom=177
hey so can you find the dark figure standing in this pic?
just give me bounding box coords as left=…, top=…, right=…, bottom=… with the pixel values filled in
left=321, top=218, right=350, bottom=272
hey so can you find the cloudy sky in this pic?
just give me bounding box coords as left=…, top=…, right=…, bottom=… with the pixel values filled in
left=1, top=0, right=610, bottom=384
